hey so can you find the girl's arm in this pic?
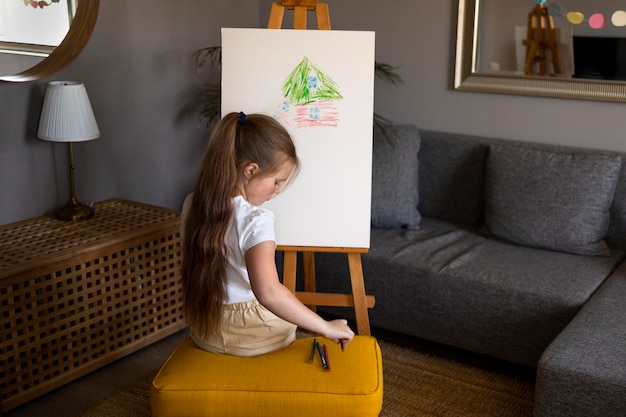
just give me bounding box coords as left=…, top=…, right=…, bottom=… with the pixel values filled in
left=246, top=240, right=354, bottom=345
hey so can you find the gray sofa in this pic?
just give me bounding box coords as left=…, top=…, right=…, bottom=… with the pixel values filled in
left=312, top=125, right=626, bottom=416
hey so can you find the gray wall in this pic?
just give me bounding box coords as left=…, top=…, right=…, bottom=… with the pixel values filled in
left=2, top=0, right=626, bottom=226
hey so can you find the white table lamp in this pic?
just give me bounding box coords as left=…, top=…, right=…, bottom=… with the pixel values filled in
left=38, top=81, right=100, bottom=220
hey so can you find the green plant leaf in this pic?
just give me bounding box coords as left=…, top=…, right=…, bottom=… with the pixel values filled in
left=375, top=62, right=403, bottom=85
left=192, top=46, right=222, bottom=74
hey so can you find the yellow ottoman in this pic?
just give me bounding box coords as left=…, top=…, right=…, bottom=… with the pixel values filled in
left=151, top=335, right=383, bottom=417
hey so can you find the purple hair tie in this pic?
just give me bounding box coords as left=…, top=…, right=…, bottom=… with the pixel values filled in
left=238, top=111, right=246, bottom=125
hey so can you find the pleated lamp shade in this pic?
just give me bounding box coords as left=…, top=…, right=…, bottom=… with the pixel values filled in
left=38, top=81, right=100, bottom=142
left=37, top=81, right=99, bottom=221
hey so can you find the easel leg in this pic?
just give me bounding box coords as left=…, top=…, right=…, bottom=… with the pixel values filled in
left=316, top=3, right=331, bottom=30
left=348, top=252, right=371, bottom=336
left=293, top=6, right=307, bottom=29
left=267, top=2, right=285, bottom=29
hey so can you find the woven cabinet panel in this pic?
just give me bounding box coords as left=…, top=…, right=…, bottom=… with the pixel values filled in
left=0, top=199, right=185, bottom=411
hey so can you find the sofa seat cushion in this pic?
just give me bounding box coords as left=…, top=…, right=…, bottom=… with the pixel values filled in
left=483, top=145, right=621, bottom=256
left=151, top=336, right=383, bottom=417
left=315, top=218, right=624, bottom=366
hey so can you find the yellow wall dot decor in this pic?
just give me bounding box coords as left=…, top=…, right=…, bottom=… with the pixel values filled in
left=567, top=11, right=585, bottom=24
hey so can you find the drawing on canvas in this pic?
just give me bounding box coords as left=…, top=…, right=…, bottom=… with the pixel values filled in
left=276, top=56, right=343, bottom=129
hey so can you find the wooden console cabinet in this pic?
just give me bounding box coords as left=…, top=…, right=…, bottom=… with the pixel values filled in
left=0, top=199, right=185, bottom=412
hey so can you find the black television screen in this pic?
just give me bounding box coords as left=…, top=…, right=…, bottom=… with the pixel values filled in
left=573, top=36, right=626, bottom=80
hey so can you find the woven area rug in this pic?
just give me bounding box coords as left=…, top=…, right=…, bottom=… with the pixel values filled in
left=79, top=339, right=534, bottom=417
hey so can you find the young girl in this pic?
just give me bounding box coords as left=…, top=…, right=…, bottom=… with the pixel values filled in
left=181, top=111, right=354, bottom=357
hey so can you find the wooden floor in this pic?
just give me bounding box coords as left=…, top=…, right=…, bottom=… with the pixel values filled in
left=3, top=325, right=535, bottom=417
left=4, top=330, right=188, bottom=417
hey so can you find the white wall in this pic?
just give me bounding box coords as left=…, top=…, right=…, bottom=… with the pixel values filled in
left=2, top=0, right=626, bottom=226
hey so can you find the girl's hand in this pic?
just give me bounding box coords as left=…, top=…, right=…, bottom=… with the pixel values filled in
left=322, top=319, right=355, bottom=347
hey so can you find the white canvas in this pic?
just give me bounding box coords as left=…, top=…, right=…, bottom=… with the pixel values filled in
left=222, top=28, right=375, bottom=248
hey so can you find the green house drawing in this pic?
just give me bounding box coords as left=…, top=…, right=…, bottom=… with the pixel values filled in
left=277, top=56, right=343, bottom=128
left=282, top=56, right=343, bottom=106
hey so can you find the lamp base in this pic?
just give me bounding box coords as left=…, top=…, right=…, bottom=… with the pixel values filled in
left=54, top=200, right=94, bottom=221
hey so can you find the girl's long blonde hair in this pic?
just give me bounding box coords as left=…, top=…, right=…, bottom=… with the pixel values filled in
left=181, top=112, right=299, bottom=339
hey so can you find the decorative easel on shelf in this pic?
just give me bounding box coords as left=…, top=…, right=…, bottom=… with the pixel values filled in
left=523, top=4, right=561, bottom=76
left=267, top=0, right=375, bottom=336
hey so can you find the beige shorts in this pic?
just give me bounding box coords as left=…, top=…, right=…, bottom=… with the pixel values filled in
left=191, top=300, right=297, bottom=357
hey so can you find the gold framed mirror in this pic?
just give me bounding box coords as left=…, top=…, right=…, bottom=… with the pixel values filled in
left=0, top=0, right=99, bottom=83
left=454, top=0, right=626, bottom=102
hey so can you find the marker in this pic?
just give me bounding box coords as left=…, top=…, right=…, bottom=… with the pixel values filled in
left=323, top=343, right=331, bottom=371
left=309, top=338, right=317, bottom=363
left=340, top=339, right=344, bottom=352
left=316, top=340, right=329, bottom=370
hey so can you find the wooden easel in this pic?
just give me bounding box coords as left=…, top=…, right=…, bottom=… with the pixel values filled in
left=268, top=0, right=331, bottom=30
left=523, top=4, right=561, bottom=76
left=268, top=1, right=375, bottom=336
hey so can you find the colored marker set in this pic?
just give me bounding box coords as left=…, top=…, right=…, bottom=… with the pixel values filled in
left=309, top=338, right=330, bottom=371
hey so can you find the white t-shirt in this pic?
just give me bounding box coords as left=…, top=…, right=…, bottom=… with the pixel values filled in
left=181, top=194, right=276, bottom=304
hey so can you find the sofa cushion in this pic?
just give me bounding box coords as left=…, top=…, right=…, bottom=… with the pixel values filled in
left=417, top=130, right=489, bottom=227
left=483, top=145, right=621, bottom=256
left=371, top=124, right=421, bottom=230
left=315, top=218, right=625, bottom=366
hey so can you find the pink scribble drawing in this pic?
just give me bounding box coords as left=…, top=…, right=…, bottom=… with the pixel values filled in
left=276, top=56, right=342, bottom=129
